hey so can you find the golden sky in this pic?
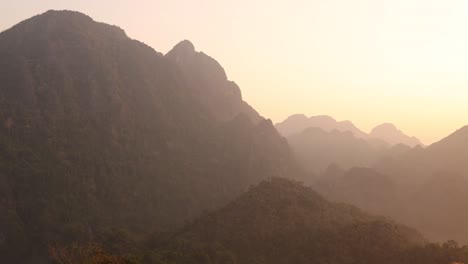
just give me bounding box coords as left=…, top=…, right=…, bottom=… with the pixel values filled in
left=3, top=0, right=468, bottom=144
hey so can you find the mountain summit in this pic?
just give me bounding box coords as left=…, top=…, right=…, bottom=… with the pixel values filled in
left=166, top=39, right=262, bottom=123
left=275, top=114, right=368, bottom=138
left=370, top=123, right=423, bottom=147
left=276, top=114, right=423, bottom=147
left=150, top=178, right=425, bottom=263
left=0, top=10, right=298, bottom=262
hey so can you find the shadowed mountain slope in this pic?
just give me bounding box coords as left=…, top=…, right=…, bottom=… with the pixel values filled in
left=165, top=40, right=262, bottom=123
left=148, top=179, right=424, bottom=263
left=0, top=10, right=300, bottom=263
left=149, top=178, right=426, bottom=264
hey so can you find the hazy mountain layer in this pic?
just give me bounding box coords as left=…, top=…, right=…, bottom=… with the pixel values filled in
left=284, top=116, right=468, bottom=243
left=276, top=114, right=369, bottom=139
left=286, top=127, right=398, bottom=173
left=370, top=123, right=423, bottom=148
left=276, top=114, right=423, bottom=147
left=316, top=161, right=468, bottom=244
left=375, top=125, right=468, bottom=183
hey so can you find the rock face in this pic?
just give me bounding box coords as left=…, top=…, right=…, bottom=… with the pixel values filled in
left=165, top=39, right=262, bottom=123
left=370, top=123, right=423, bottom=147
left=0, top=10, right=299, bottom=262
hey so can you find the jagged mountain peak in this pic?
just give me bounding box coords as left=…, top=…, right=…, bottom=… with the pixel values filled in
left=371, top=123, right=399, bottom=133
left=370, top=123, right=423, bottom=147
left=169, top=39, right=196, bottom=54
left=3, top=10, right=127, bottom=39
left=284, top=113, right=308, bottom=122
left=166, top=39, right=228, bottom=81
left=275, top=114, right=367, bottom=139
left=0, top=11, right=292, bottom=262
left=165, top=39, right=262, bottom=123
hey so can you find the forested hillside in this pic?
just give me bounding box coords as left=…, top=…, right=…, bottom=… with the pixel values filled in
left=0, top=10, right=300, bottom=263
left=143, top=179, right=466, bottom=264
left=1, top=10, right=467, bottom=264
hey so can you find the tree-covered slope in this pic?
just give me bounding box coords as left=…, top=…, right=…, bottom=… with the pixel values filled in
left=0, top=10, right=300, bottom=263
left=148, top=178, right=426, bottom=264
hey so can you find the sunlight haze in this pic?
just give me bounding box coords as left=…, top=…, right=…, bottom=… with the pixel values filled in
left=2, top=0, right=468, bottom=144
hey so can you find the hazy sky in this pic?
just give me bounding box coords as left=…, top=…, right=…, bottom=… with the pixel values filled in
left=2, top=0, right=468, bottom=144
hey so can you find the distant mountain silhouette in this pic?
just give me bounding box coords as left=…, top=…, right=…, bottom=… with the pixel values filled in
left=0, top=10, right=300, bottom=262
left=423, top=125, right=468, bottom=172
left=370, top=123, right=423, bottom=147
left=276, top=114, right=423, bottom=147
left=315, top=167, right=398, bottom=216
left=313, top=125, right=468, bottom=244
left=276, top=114, right=368, bottom=138
left=375, top=125, right=468, bottom=182
left=287, top=127, right=390, bottom=173
left=149, top=178, right=426, bottom=263
left=315, top=166, right=468, bottom=244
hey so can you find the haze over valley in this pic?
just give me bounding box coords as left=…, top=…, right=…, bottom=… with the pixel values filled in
left=1, top=3, right=468, bottom=264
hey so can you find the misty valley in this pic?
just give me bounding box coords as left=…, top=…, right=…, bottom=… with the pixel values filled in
left=1, top=10, right=468, bottom=264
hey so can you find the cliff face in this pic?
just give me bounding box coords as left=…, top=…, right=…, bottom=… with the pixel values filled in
left=166, top=39, right=262, bottom=123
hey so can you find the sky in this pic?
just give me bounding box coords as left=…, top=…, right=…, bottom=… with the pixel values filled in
left=2, top=0, right=468, bottom=144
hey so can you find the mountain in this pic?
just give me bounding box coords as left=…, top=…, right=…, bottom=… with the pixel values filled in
left=314, top=167, right=399, bottom=217
left=165, top=40, right=262, bottom=123
left=375, top=125, right=468, bottom=183
left=148, top=178, right=428, bottom=264
left=423, top=125, right=468, bottom=174
left=0, top=10, right=300, bottom=263
left=276, top=114, right=368, bottom=138
left=313, top=126, right=468, bottom=243
left=276, top=115, right=422, bottom=174
left=368, top=125, right=468, bottom=243
left=314, top=166, right=468, bottom=244
left=370, top=123, right=423, bottom=148
left=286, top=127, right=390, bottom=173
left=276, top=114, right=423, bottom=148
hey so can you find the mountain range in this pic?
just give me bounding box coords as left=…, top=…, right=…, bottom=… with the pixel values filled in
left=312, top=125, right=468, bottom=244
left=276, top=114, right=424, bottom=147
left=0, top=10, right=300, bottom=262
left=276, top=114, right=424, bottom=174
left=148, top=178, right=429, bottom=264
left=1, top=10, right=467, bottom=264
